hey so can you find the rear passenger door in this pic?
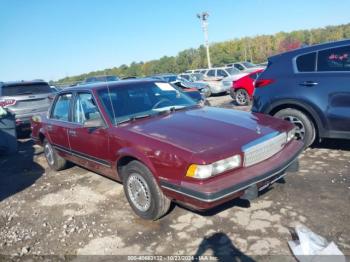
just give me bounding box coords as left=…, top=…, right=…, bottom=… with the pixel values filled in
left=47, top=93, right=73, bottom=157
left=295, top=46, right=350, bottom=136
left=316, top=45, right=350, bottom=135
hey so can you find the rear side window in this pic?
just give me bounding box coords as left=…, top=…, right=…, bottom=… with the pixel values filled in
left=51, top=93, right=72, bottom=121
left=1, top=83, right=52, bottom=96
left=296, top=52, right=316, bottom=72
left=317, top=46, right=350, bottom=71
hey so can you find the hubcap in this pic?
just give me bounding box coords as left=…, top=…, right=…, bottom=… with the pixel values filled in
left=44, top=143, right=54, bottom=166
left=127, top=173, right=151, bottom=212
left=236, top=90, right=247, bottom=105
left=283, top=116, right=305, bottom=140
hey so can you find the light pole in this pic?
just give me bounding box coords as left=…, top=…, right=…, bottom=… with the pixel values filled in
left=197, top=12, right=212, bottom=69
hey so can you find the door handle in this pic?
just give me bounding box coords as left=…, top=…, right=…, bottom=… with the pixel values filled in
left=299, top=81, right=318, bottom=87
left=68, top=130, right=77, bottom=136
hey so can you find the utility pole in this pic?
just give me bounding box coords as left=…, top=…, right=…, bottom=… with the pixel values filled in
left=197, top=12, right=211, bottom=69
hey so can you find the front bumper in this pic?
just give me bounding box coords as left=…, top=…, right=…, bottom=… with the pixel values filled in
left=160, top=140, right=304, bottom=210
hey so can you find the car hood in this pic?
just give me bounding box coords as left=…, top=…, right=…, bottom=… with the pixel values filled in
left=123, top=107, right=292, bottom=160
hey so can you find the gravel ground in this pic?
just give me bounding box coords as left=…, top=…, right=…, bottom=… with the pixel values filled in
left=0, top=94, right=349, bottom=261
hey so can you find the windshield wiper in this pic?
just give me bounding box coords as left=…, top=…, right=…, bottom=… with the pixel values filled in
left=117, top=114, right=152, bottom=125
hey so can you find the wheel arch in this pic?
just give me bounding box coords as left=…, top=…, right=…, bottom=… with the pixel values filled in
left=116, top=148, right=158, bottom=182
left=267, top=100, right=326, bottom=137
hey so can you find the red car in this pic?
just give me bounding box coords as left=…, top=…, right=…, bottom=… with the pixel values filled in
left=31, top=79, right=303, bottom=220
left=230, top=69, right=264, bottom=106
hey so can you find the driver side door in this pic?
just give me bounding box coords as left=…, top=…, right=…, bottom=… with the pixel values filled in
left=68, top=92, right=113, bottom=176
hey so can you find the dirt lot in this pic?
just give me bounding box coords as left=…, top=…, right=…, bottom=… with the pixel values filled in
left=1, top=94, right=349, bottom=261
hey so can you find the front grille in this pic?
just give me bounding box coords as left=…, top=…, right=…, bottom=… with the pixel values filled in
left=243, top=132, right=287, bottom=167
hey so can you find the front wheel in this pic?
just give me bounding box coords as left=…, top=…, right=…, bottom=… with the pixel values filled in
left=234, top=89, right=250, bottom=106
left=123, top=161, right=171, bottom=220
left=274, top=108, right=316, bottom=147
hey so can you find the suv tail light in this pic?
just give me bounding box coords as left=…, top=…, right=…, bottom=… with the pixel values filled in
left=255, top=79, right=274, bottom=88
left=0, top=99, right=16, bottom=107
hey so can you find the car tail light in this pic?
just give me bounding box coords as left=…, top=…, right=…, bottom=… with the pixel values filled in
left=255, top=79, right=274, bottom=88
left=0, top=99, right=16, bottom=107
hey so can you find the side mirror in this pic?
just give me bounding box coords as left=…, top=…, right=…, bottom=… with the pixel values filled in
left=83, top=118, right=105, bottom=128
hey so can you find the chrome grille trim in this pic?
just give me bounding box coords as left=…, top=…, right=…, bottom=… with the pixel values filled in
left=243, top=132, right=287, bottom=167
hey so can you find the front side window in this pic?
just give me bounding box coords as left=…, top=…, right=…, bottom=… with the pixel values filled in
left=217, top=69, right=228, bottom=77
left=206, top=70, right=216, bottom=77
left=97, top=82, right=196, bottom=124
left=51, top=93, right=72, bottom=121
left=234, top=64, right=245, bottom=70
left=296, top=52, right=316, bottom=72
left=73, top=93, right=102, bottom=124
left=317, top=46, right=350, bottom=71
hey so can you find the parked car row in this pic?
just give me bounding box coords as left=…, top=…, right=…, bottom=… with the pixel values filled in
left=5, top=39, right=349, bottom=221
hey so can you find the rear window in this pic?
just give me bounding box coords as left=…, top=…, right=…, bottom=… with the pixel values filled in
left=317, top=45, right=350, bottom=71
left=296, top=52, right=316, bottom=72
left=2, top=83, right=52, bottom=96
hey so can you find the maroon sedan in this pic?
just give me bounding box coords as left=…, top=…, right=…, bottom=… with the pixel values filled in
left=31, top=79, right=303, bottom=220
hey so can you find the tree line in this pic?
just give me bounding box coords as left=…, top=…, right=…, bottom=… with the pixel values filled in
left=55, top=23, right=350, bottom=85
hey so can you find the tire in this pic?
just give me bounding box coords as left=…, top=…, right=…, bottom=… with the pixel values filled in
left=122, top=161, right=171, bottom=220
left=234, top=89, right=250, bottom=106
left=274, top=108, right=316, bottom=147
left=229, top=89, right=235, bottom=100
left=43, top=139, right=68, bottom=171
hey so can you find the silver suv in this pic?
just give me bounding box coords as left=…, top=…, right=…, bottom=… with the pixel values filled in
left=0, top=80, right=54, bottom=134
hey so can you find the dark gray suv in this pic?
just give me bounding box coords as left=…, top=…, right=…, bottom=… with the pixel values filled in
left=0, top=80, right=54, bottom=134
left=252, top=39, right=350, bottom=147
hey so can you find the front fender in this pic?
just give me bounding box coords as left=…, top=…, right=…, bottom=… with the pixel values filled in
left=115, top=147, right=158, bottom=180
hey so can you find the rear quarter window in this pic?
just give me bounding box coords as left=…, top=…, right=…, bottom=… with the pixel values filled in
left=296, top=52, right=316, bottom=72
left=1, top=83, right=52, bottom=96
left=317, top=45, right=350, bottom=71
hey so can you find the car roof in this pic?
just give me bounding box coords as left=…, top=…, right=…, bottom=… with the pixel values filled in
left=62, top=78, right=163, bottom=93
left=1, top=80, right=48, bottom=87
left=270, top=39, right=350, bottom=60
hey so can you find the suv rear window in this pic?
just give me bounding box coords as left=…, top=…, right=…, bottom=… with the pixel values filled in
left=296, top=52, right=316, bottom=72
left=317, top=45, right=350, bottom=71
left=2, top=83, right=52, bottom=96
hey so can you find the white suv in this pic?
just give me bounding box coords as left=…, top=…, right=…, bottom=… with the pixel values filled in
left=202, top=67, right=247, bottom=94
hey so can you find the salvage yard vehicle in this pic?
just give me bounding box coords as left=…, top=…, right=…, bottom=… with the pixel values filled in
left=252, top=39, right=350, bottom=147
left=230, top=69, right=264, bottom=106
left=203, top=67, right=248, bottom=94
left=0, top=80, right=54, bottom=135
left=31, top=79, right=303, bottom=220
left=226, top=61, right=265, bottom=72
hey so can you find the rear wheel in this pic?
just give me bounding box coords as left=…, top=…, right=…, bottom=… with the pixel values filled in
left=123, top=161, right=171, bottom=220
left=235, top=89, right=250, bottom=106
left=274, top=108, right=316, bottom=147
left=43, top=139, right=68, bottom=171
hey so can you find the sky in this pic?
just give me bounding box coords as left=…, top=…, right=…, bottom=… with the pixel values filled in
left=1, top=0, right=350, bottom=82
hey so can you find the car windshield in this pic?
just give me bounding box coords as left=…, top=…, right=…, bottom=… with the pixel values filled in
left=2, top=83, right=52, bottom=96
left=242, top=62, right=256, bottom=68
left=97, top=82, right=197, bottom=125
left=225, top=67, right=241, bottom=75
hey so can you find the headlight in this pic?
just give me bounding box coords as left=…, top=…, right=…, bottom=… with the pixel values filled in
left=186, top=155, right=241, bottom=179
left=287, top=127, right=296, bottom=142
